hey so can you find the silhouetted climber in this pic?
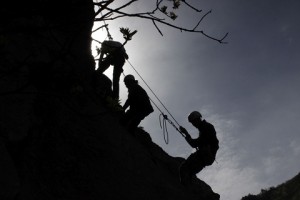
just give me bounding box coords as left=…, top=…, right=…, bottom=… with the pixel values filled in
left=97, top=40, right=129, bottom=99
left=121, top=75, right=154, bottom=133
left=179, top=111, right=219, bottom=185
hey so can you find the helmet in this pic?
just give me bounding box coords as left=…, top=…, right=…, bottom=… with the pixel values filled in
left=188, top=111, right=202, bottom=122
left=124, top=74, right=135, bottom=83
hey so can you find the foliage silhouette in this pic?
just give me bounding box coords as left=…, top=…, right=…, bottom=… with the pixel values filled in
left=242, top=172, right=300, bottom=200
left=93, top=0, right=228, bottom=43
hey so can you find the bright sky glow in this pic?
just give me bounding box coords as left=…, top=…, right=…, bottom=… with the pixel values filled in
left=92, top=1, right=300, bottom=200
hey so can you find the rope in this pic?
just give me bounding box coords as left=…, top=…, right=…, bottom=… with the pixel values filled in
left=158, top=113, right=186, bottom=144
left=94, top=1, right=185, bottom=144
left=159, top=114, right=169, bottom=144
left=125, top=59, right=185, bottom=143
left=94, top=10, right=183, bottom=143
left=126, top=59, right=181, bottom=126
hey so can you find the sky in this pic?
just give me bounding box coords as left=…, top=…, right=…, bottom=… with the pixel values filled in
left=92, top=1, right=300, bottom=200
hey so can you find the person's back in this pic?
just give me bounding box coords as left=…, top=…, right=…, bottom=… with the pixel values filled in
left=199, top=120, right=218, bottom=151
left=197, top=120, right=219, bottom=165
left=101, top=40, right=123, bottom=52
left=127, top=83, right=153, bottom=115
left=101, top=40, right=128, bottom=61
left=121, top=75, right=153, bottom=133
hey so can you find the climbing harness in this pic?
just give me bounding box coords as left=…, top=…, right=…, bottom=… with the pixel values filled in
left=125, top=59, right=186, bottom=144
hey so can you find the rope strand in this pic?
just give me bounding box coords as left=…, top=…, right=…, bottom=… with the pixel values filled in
left=126, top=59, right=181, bottom=127
left=159, top=114, right=169, bottom=144
left=125, top=59, right=185, bottom=143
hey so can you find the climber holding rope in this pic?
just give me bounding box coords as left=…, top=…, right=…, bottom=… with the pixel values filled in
left=178, top=111, right=219, bottom=185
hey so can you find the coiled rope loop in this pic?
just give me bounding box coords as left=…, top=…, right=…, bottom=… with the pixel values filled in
left=125, top=59, right=185, bottom=144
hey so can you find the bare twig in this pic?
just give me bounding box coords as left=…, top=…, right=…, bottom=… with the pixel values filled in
left=94, top=0, right=114, bottom=17
left=92, top=24, right=108, bottom=33
left=182, top=0, right=202, bottom=12
left=93, top=0, right=228, bottom=43
left=95, top=7, right=228, bottom=43
left=220, top=32, right=229, bottom=43
left=152, top=20, right=164, bottom=36
left=193, top=10, right=211, bottom=31
left=93, top=0, right=112, bottom=6
left=92, top=38, right=103, bottom=45
left=200, top=31, right=228, bottom=44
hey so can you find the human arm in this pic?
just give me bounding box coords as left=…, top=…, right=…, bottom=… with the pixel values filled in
left=179, top=126, right=198, bottom=148
left=98, top=41, right=110, bottom=66
left=179, top=126, right=200, bottom=148
left=99, top=51, right=105, bottom=62
left=123, top=99, right=130, bottom=111
left=98, top=51, right=106, bottom=69
left=179, top=126, right=189, bottom=137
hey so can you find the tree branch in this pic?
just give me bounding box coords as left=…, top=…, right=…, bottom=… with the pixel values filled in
left=152, top=20, right=164, bottom=36
left=92, top=24, right=108, bottom=33
left=182, top=0, right=202, bottom=12
left=193, top=10, right=211, bottom=31
left=93, top=0, right=228, bottom=43
left=95, top=7, right=228, bottom=43
left=94, top=0, right=114, bottom=17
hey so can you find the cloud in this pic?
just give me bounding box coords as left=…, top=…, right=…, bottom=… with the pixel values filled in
left=93, top=1, right=300, bottom=200
left=290, top=140, right=300, bottom=156
left=196, top=115, right=266, bottom=200
left=199, top=148, right=264, bottom=200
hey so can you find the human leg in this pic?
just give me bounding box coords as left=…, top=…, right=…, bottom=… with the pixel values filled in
left=127, top=115, right=143, bottom=133
left=121, top=110, right=145, bottom=134
left=97, top=57, right=111, bottom=74
left=112, top=65, right=123, bottom=99
left=179, top=151, right=204, bottom=185
left=120, top=110, right=132, bottom=127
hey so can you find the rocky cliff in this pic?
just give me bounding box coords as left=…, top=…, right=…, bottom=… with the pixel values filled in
left=0, top=1, right=219, bottom=199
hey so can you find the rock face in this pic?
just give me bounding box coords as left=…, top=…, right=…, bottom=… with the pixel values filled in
left=0, top=1, right=219, bottom=200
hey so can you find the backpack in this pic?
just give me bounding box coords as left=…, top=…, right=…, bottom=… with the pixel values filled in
left=210, top=134, right=219, bottom=156
left=202, top=121, right=219, bottom=165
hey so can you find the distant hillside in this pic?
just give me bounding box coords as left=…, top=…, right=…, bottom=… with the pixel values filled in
left=242, top=172, right=300, bottom=200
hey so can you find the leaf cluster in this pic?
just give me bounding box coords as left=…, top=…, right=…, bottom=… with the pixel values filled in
left=120, top=27, right=137, bottom=42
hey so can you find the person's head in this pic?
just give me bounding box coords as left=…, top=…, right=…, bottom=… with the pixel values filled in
left=188, top=111, right=202, bottom=127
left=124, top=74, right=137, bottom=87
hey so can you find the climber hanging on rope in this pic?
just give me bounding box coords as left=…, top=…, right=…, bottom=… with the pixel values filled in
left=178, top=111, right=219, bottom=185
left=97, top=40, right=129, bottom=99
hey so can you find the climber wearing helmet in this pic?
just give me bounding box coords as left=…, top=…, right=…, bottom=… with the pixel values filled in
left=121, top=75, right=154, bottom=133
left=179, top=111, right=219, bottom=185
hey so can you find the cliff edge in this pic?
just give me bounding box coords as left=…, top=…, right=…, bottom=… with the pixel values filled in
left=0, top=1, right=219, bottom=199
